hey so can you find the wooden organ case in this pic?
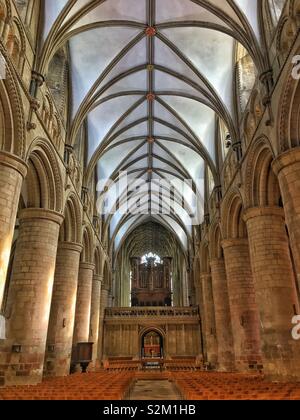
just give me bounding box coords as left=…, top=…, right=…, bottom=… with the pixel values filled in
left=131, top=256, right=172, bottom=307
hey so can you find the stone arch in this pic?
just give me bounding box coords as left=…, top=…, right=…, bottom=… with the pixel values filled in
left=250, top=89, right=263, bottom=124
left=0, top=1, right=6, bottom=30
left=0, top=49, right=26, bottom=157
left=6, top=17, right=26, bottom=71
left=291, top=0, right=300, bottom=19
left=221, top=189, right=247, bottom=240
left=81, top=225, right=94, bottom=264
left=209, top=222, right=224, bottom=260
left=46, top=47, right=69, bottom=117
left=235, top=43, right=256, bottom=114
left=199, top=242, right=210, bottom=274
left=243, top=110, right=257, bottom=146
left=25, top=138, right=64, bottom=212
left=244, top=137, right=281, bottom=208
left=14, top=0, right=31, bottom=23
left=51, top=113, right=62, bottom=146
left=278, top=57, right=300, bottom=153
left=59, top=193, right=82, bottom=244
left=276, top=14, right=298, bottom=57
left=41, top=94, right=54, bottom=130
left=139, top=326, right=166, bottom=358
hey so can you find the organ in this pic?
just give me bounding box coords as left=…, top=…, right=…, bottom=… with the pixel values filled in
left=130, top=256, right=172, bottom=307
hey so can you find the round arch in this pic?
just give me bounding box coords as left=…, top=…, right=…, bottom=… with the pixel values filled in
left=244, top=136, right=281, bottom=209
left=139, top=326, right=166, bottom=359
left=0, top=49, right=25, bottom=157
left=25, top=138, right=64, bottom=212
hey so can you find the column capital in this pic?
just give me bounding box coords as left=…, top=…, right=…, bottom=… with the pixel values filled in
left=79, top=262, right=95, bottom=271
left=243, top=206, right=285, bottom=223
left=272, top=147, right=300, bottom=176
left=0, top=151, right=28, bottom=178
left=58, top=242, right=83, bottom=253
left=19, top=208, right=64, bottom=226
left=93, top=274, right=103, bottom=283
left=221, top=238, right=249, bottom=249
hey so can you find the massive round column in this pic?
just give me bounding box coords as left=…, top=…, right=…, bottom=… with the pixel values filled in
left=200, top=273, right=218, bottom=367
left=273, top=148, right=300, bottom=291
left=0, top=152, right=27, bottom=312
left=222, top=239, right=262, bottom=371
left=98, top=284, right=110, bottom=362
left=3, top=208, right=63, bottom=384
left=73, top=262, right=94, bottom=344
left=89, top=274, right=103, bottom=368
left=210, top=258, right=235, bottom=371
left=244, top=206, right=300, bottom=380
left=45, top=242, right=83, bottom=377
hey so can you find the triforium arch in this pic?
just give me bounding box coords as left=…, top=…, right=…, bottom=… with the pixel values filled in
left=221, top=189, right=247, bottom=240
left=209, top=221, right=224, bottom=261
left=59, top=192, right=82, bottom=244
left=0, top=49, right=25, bottom=158
left=243, top=136, right=280, bottom=209
left=81, top=225, right=95, bottom=264
left=25, top=138, right=64, bottom=213
left=94, top=247, right=102, bottom=277
left=278, top=46, right=300, bottom=153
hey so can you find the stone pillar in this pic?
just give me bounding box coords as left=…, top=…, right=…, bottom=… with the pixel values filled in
left=244, top=207, right=300, bottom=380
left=73, top=262, right=94, bottom=344
left=200, top=273, right=218, bottom=367
left=194, top=280, right=206, bottom=364
left=98, top=285, right=109, bottom=362
left=2, top=208, right=63, bottom=385
left=210, top=258, right=235, bottom=371
left=222, top=239, right=262, bottom=371
left=89, top=274, right=103, bottom=368
left=45, top=242, right=82, bottom=377
left=0, top=152, right=27, bottom=314
left=273, top=148, right=300, bottom=293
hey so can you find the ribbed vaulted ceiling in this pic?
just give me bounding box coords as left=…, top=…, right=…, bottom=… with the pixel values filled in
left=40, top=0, right=282, bottom=255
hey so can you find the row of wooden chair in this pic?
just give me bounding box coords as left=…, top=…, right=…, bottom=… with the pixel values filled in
left=1, top=369, right=300, bottom=400
left=170, top=371, right=300, bottom=400
left=0, top=371, right=134, bottom=400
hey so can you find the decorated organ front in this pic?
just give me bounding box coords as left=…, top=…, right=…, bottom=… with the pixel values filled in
left=131, top=256, right=172, bottom=307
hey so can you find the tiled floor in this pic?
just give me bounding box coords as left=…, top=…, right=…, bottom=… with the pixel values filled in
left=127, top=380, right=181, bottom=400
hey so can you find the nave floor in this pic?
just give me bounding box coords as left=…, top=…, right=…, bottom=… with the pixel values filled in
left=127, top=379, right=181, bottom=400
left=0, top=371, right=300, bottom=400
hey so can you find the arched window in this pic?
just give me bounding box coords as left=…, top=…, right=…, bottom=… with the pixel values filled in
left=141, top=253, right=162, bottom=265
left=47, top=48, right=69, bottom=118
left=219, top=119, right=231, bottom=160
left=15, top=0, right=35, bottom=26
left=15, top=0, right=29, bottom=21
left=236, top=44, right=256, bottom=115
left=268, top=0, right=285, bottom=25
